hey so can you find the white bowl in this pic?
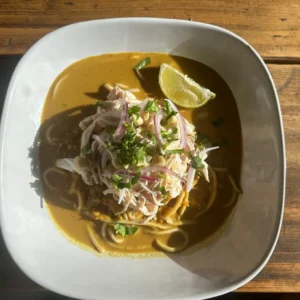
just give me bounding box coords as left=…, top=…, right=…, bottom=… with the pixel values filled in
left=0, top=18, right=285, bottom=300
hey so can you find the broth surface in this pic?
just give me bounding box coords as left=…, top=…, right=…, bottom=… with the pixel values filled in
left=39, top=53, right=242, bottom=256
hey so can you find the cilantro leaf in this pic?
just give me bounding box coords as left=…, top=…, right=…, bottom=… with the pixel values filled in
left=165, top=149, right=184, bottom=155
left=159, top=186, right=167, bottom=196
left=126, top=226, right=138, bottom=235
left=114, top=223, right=138, bottom=238
left=114, top=223, right=127, bottom=238
left=128, top=105, right=141, bottom=117
left=110, top=172, right=141, bottom=190
left=134, top=57, right=151, bottom=70
left=163, top=100, right=178, bottom=124
left=192, top=156, right=205, bottom=169
left=145, top=100, right=159, bottom=113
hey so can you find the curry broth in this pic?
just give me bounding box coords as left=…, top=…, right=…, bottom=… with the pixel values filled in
left=40, top=53, right=242, bottom=256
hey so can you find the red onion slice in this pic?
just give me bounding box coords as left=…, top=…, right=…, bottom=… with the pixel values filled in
left=154, top=109, right=165, bottom=145
left=113, top=98, right=128, bottom=141
left=165, top=99, right=187, bottom=149
left=186, top=166, right=196, bottom=192
left=141, top=166, right=184, bottom=182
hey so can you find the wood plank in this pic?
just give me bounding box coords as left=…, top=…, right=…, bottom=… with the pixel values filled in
left=0, top=59, right=299, bottom=293
left=239, top=64, right=300, bottom=292
left=0, top=0, right=300, bottom=57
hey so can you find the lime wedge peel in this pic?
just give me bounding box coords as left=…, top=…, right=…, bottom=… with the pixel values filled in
left=158, top=63, right=216, bottom=109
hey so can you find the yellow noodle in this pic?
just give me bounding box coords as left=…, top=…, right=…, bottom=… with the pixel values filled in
left=155, top=228, right=189, bottom=253
left=113, top=220, right=174, bottom=230
left=194, top=166, right=218, bottom=218
left=162, top=191, right=185, bottom=219
left=107, top=226, right=124, bottom=244
left=42, top=167, right=66, bottom=190
left=178, top=192, right=189, bottom=217
left=86, top=223, right=105, bottom=253
left=45, top=124, right=59, bottom=146
left=228, top=174, right=243, bottom=194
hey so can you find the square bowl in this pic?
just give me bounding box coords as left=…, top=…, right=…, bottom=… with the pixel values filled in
left=0, top=18, right=285, bottom=300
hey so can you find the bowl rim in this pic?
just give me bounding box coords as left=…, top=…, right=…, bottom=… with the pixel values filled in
left=0, top=17, right=286, bottom=299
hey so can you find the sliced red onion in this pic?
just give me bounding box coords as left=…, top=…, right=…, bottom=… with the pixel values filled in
left=113, top=98, right=128, bottom=141
left=165, top=99, right=187, bottom=149
left=141, top=166, right=185, bottom=182
left=154, top=109, right=165, bottom=145
left=186, top=166, right=196, bottom=192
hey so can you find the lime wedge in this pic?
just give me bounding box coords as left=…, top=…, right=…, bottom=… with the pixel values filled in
left=158, top=63, right=216, bottom=108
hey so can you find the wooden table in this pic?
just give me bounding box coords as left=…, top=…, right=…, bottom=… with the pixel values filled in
left=0, top=0, right=300, bottom=296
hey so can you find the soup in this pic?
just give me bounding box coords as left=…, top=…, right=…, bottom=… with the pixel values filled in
left=37, top=53, right=242, bottom=256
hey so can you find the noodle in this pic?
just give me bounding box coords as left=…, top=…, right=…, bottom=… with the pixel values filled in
left=194, top=166, right=218, bottom=218
left=161, top=191, right=185, bottom=218
left=45, top=124, right=59, bottom=146
left=107, top=226, right=124, bottom=244
left=228, top=174, right=243, bottom=194
left=154, top=228, right=189, bottom=253
left=86, top=223, right=105, bottom=253
left=43, top=167, right=66, bottom=190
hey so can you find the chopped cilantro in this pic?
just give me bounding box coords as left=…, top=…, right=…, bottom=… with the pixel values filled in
left=164, top=100, right=178, bottom=122
left=114, top=223, right=138, bottom=238
left=212, top=117, right=224, bottom=127
left=165, top=149, right=184, bottom=155
left=110, top=172, right=141, bottom=190
left=192, top=156, right=205, bottom=169
left=81, top=145, right=92, bottom=155
left=144, top=100, right=159, bottom=113
left=159, top=186, right=167, bottom=196
left=128, top=105, right=141, bottom=117
left=157, top=172, right=166, bottom=178
left=134, top=57, right=151, bottom=70
left=161, top=130, right=178, bottom=143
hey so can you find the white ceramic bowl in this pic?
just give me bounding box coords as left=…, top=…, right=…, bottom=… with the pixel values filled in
left=0, top=18, right=285, bottom=300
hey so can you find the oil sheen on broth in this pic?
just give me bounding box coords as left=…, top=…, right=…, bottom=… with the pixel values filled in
left=40, top=53, right=242, bottom=256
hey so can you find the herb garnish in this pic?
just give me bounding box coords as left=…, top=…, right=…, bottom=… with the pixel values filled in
left=163, top=100, right=178, bottom=123
left=111, top=172, right=141, bottom=189
left=192, top=156, right=205, bottom=169
left=212, top=117, right=224, bottom=127
left=159, top=186, right=167, bottom=196
left=128, top=105, right=141, bottom=117
left=144, top=100, right=159, bottom=113
left=134, top=57, right=151, bottom=70
left=114, top=223, right=138, bottom=238
left=165, top=149, right=184, bottom=155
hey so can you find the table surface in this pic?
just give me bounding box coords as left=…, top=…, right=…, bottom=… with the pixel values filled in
left=0, top=0, right=300, bottom=295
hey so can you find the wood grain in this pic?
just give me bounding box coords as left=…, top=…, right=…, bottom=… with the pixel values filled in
left=239, top=64, right=300, bottom=292
left=0, top=0, right=300, bottom=57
